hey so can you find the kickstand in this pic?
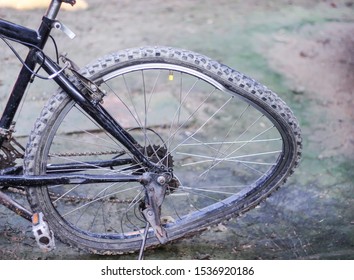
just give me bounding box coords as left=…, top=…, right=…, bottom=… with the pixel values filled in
left=138, top=222, right=150, bottom=260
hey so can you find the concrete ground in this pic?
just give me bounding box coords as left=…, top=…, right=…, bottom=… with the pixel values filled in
left=0, top=0, right=353, bottom=259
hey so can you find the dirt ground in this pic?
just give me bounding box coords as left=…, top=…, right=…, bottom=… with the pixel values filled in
left=0, top=0, right=353, bottom=259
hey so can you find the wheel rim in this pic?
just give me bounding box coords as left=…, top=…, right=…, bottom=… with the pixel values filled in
left=34, top=62, right=293, bottom=243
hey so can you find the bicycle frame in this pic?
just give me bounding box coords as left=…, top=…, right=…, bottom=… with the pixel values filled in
left=0, top=0, right=160, bottom=220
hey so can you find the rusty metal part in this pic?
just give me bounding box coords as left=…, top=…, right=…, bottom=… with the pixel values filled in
left=140, top=172, right=172, bottom=244
left=49, top=149, right=123, bottom=157
left=133, top=145, right=173, bottom=173
left=134, top=144, right=179, bottom=194
left=61, top=54, right=106, bottom=104
left=0, top=190, right=32, bottom=221
left=0, top=137, right=25, bottom=169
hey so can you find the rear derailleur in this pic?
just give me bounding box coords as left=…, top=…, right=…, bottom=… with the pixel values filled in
left=138, top=171, right=173, bottom=259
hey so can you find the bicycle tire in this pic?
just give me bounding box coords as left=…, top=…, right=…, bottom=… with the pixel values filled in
left=24, top=46, right=302, bottom=255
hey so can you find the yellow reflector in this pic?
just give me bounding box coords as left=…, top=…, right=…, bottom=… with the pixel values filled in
left=168, top=71, right=174, bottom=81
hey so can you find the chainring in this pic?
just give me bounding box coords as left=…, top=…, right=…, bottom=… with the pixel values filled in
left=0, top=139, right=24, bottom=169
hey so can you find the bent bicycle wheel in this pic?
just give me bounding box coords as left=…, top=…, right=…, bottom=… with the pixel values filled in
left=24, top=47, right=302, bottom=254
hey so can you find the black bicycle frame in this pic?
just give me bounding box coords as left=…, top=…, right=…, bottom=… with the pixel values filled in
left=0, top=2, right=158, bottom=194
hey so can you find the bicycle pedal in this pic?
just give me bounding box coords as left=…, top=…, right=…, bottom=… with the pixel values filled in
left=32, top=212, right=56, bottom=252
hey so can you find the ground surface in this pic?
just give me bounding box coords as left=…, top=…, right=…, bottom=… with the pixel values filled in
left=0, top=0, right=353, bottom=259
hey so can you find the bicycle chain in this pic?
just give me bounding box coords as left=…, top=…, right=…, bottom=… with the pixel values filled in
left=49, top=149, right=123, bottom=157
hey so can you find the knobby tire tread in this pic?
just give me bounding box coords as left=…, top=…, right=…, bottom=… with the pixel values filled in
left=24, top=46, right=302, bottom=255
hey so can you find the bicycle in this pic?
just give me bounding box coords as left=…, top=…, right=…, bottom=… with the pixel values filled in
left=0, top=0, right=302, bottom=258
